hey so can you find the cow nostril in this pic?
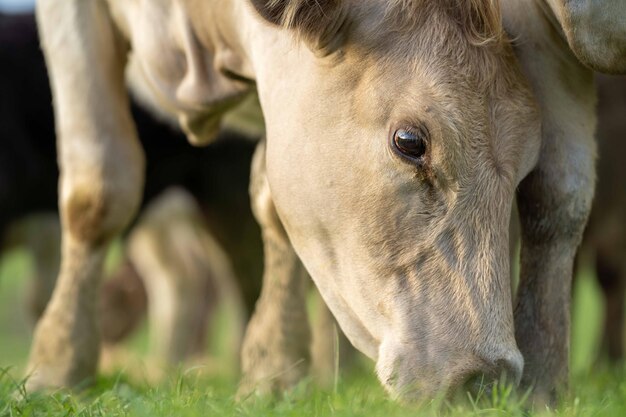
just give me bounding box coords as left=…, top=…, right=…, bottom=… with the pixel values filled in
left=462, top=352, right=523, bottom=398
left=464, top=372, right=494, bottom=398
left=494, top=352, right=524, bottom=385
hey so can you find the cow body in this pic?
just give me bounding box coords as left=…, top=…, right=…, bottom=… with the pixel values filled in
left=26, top=0, right=615, bottom=404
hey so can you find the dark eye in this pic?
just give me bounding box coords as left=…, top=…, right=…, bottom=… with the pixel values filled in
left=392, top=127, right=428, bottom=160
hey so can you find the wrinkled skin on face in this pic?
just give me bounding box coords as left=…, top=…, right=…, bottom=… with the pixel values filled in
left=110, top=0, right=542, bottom=399
left=244, top=1, right=541, bottom=399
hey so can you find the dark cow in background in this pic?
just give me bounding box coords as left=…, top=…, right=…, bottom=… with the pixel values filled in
left=0, top=12, right=57, bottom=234
left=0, top=12, right=263, bottom=361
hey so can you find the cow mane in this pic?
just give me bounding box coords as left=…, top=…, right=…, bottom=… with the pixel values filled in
left=256, top=0, right=342, bottom=36
left=252, top=1, right=504, bottom=53
left=385, top=0, right=505, bottom=47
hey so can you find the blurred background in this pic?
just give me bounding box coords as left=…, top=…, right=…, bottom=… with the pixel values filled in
left=0, top=0, right=624, bottom=389
left=0, top=0, right=34, bottom=13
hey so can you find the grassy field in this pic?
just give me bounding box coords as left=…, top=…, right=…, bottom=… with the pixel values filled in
left=0, top=245, right=624, bottom=416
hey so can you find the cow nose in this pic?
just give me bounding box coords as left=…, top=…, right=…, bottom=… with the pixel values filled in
left=464, top=350, right=524, bottom=396
left=495, top=351, right=524, bottom=384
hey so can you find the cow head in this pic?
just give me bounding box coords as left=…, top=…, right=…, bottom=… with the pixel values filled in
left=244, top=0, right=541, bottom=400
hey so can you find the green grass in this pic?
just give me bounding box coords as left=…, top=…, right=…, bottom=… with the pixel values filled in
left=0, top=247, right=624, bottom=416
left=1, top=365, right=626, bottom=417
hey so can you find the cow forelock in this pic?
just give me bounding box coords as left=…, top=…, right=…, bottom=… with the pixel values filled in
left=383, top=0, right=504, bottom=47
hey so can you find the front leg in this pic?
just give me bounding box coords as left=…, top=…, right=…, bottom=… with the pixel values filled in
left=513, top=60, right=596, bottom=407
left=26, top=0, right=144, bottom=391
left=310, top=288, right=357, bottom=387
left=515, top=155, right=594, bottom=403
left=515, top=138, right=595, bottom=403
left=238, top=141, right=311, bottom=398
left=515, top=105, right=596, bottom=401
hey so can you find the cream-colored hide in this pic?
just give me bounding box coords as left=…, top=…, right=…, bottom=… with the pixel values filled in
left=28, top=0, right=597, bottom=405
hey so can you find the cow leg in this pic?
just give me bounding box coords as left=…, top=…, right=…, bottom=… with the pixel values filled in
left=2, top=214, right=61, bottom=323
left=26, top=0, right=144, bottom=391
left=310, top=288, right=357, bottom=387
left=514, top=101, right=596, bottom=404
left=515, top=152, right=595, bottom=404
left=238, top=142, right=311, bottom=398
left=24, top=214, right=62, bottom=322
left=99, top=260, right=148, bottom=346
left=127, top=188, right=245, bottom=366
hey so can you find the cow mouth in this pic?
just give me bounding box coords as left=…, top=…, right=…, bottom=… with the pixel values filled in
left=179, top=112, right=221, bottom=145
left=178, top=92, right=249, bottom=146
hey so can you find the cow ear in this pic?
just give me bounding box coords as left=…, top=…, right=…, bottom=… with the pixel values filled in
left=250, top=0, right=346, bottom=54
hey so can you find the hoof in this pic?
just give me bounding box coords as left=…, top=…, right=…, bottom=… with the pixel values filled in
left=24, top=364, right=95, bottom=393
left=236, top=357, right=309, bottom=401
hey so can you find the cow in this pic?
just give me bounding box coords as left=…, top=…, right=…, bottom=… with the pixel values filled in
left=28, top=0, right=623, bottom=404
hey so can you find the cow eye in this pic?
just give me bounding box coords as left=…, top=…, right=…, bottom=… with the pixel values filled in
left=392, top=127, right=428, bottom=161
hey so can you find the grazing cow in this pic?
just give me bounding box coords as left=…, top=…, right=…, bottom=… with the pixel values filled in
left=31, top=0, right=539, bottom=400
left=28, top=0, right=615, bottom=404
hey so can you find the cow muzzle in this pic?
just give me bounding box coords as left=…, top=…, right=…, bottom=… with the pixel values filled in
left=375, top=337, right=523, bottom=401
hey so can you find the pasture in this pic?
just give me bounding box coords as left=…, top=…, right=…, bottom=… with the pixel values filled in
left=1, top=245, right=625, bottom=416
